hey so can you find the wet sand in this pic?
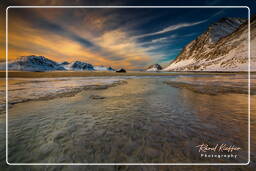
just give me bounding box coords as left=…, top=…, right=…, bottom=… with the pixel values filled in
left=0, top=71, right=248, bottom=78
left=164, top=74, right=256, bottom=95
left=0, top=77, right=254, bottom=164
left=0, top=74, right=255, bottom=171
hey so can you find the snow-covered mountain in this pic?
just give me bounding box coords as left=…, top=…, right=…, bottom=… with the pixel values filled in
left=0, top=55, right=116, bottom=72
left=0, top=55, right=65, bottom=71
left=93, top=66, right=115, bottom=71
left=60, top=61, right=94, bottom=71
left=163, top=17, right=256, bottom=71
left=146, top=64, right=162, bottom=72
left=207, top=18, right=246, bottom=43
left=59, top=61, right=69, bottom=65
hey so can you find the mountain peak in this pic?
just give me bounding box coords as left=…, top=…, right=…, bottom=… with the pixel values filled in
left=163, top=17, right=256, bottom=72
left=146, top=64, right=162, bottom=72
left=208, top=17, right=246, bottom=43
left=2, top=55, right=65, bottom=71
left=16, top=55, right=51, bottom=63
left=65, top=61, right=94, bottom=70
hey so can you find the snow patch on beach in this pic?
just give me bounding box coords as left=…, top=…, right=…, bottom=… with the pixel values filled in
left=0, top=77, right=125, bottom=111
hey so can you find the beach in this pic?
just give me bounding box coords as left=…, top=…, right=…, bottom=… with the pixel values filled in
left=0, top=73, right=255, bottom=167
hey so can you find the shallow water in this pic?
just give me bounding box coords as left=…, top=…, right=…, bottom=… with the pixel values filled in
left=0, top=75, right=255, bottom=165
left=0, top=77, right=126, bottom=111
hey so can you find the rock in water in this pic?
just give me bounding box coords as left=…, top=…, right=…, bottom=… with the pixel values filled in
left=116, top=68, right=126, bottom=73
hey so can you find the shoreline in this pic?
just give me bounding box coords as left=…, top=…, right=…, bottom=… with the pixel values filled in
left=0, top=71, right=253, bottom=78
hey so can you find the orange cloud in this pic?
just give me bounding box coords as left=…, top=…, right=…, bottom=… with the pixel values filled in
left=4, top=8, right=163, bottom=69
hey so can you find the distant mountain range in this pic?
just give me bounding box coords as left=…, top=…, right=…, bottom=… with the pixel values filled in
left=0, top=55, right=115, bottom=71
left=163, top=17, right=256, bottom=71
left=59, top=61, right=94, bottom=71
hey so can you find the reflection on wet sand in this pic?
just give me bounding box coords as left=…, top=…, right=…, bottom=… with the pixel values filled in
left=0, top=77, right=252, bottom=165
left=179, top=89, right=250, bottom=160
left=165, top=74, right=256, bottom=95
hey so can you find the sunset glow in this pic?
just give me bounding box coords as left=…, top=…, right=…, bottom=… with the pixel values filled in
left=1, top=7, right=248, bottom=69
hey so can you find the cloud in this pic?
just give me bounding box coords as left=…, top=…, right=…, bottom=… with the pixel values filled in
left=6, top=9, right=155, bottom=69
left=134, top=19, right=207, bottom=38
left=139, top=33, right=196, bottom=48
left=139, top=34, right=178, bottom=46
left=92, top=29, right=153, bottom=65
left=3, top=7, right=211, bottom=69
left=211, top=9, right=225, bottom=18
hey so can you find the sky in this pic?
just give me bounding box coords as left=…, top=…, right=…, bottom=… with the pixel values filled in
left=0, top=0, right=255, bottom=69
